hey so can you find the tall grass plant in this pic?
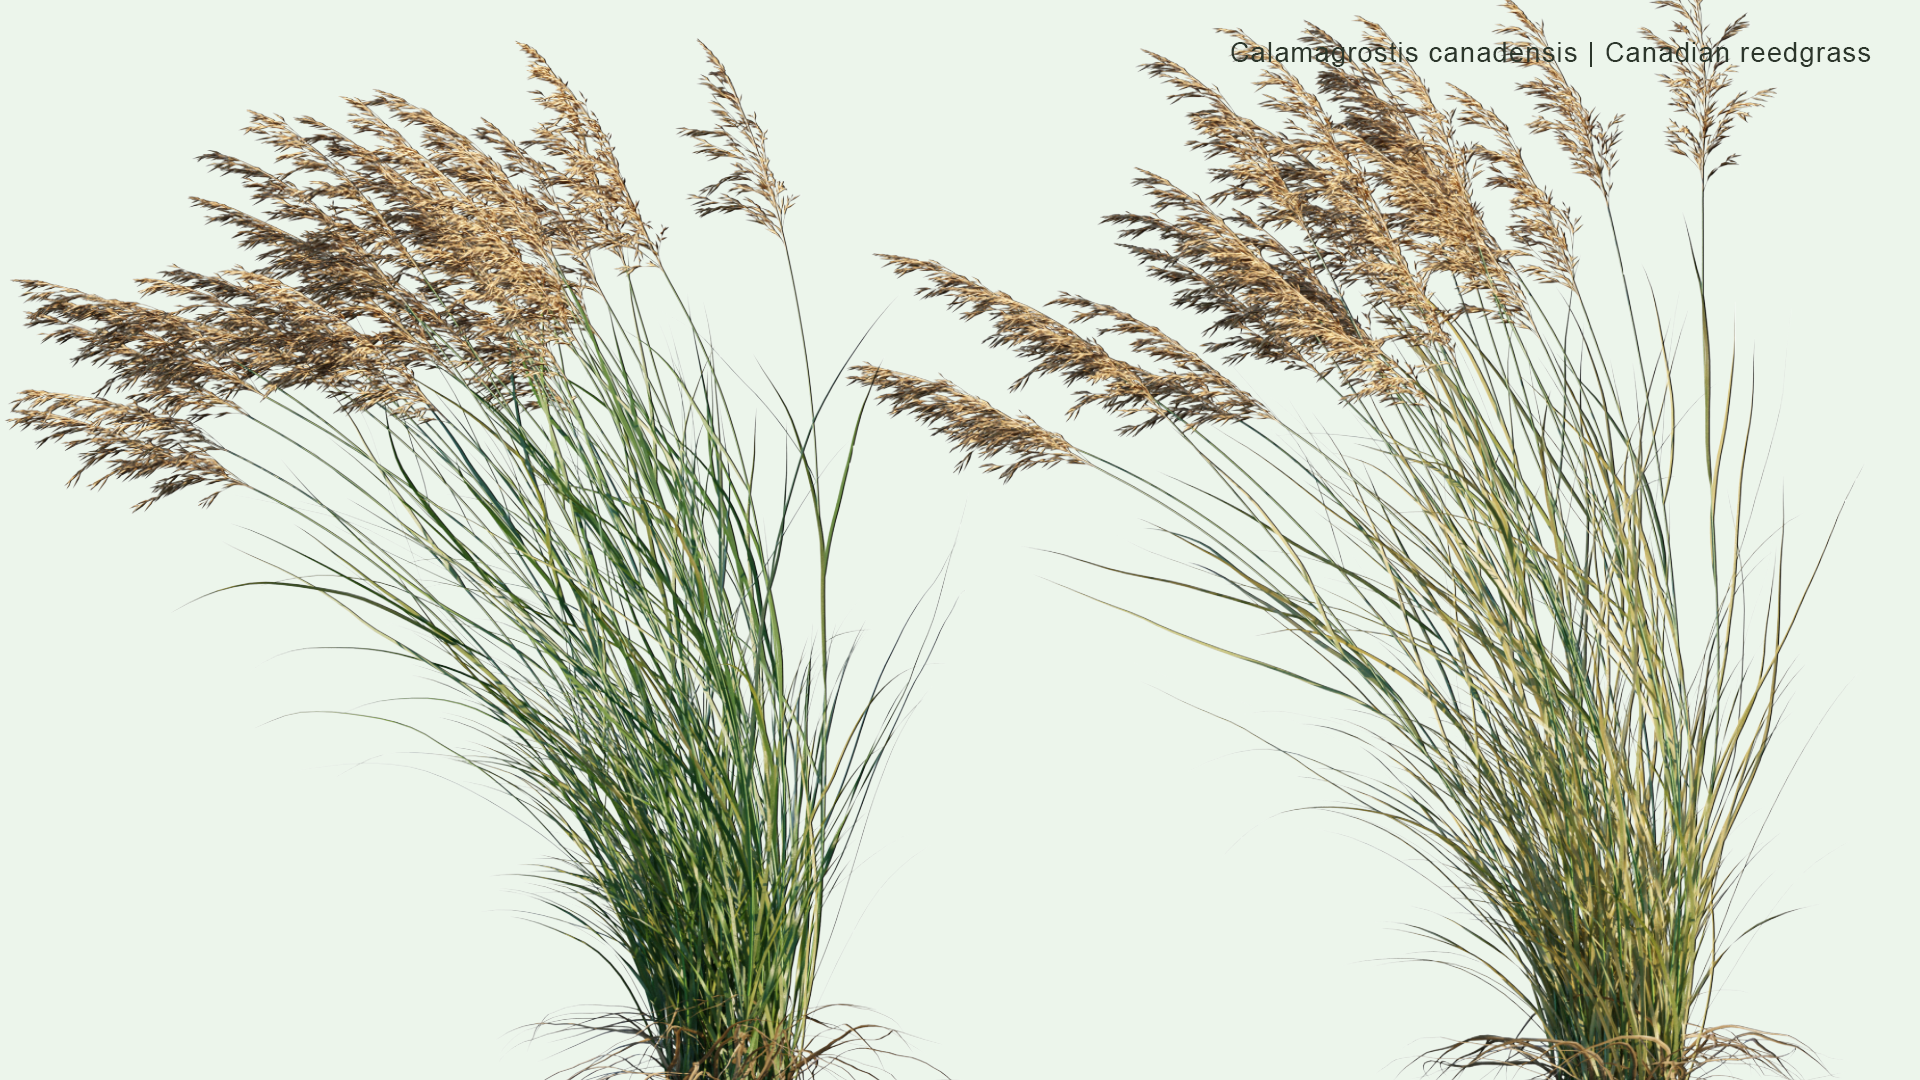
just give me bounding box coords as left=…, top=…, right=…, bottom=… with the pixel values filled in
left=852, top=3, right=1820, bottom=1077
left=13, top=45, right=929, bottom=1080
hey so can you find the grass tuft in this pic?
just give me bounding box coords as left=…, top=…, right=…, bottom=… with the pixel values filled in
left=13, top=43, right=932, bottom=1080
left=855, top=3, right=1818, bottom=1078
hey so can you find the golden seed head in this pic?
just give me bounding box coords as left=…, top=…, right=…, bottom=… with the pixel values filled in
left=14, top=45, right=664, bottom=509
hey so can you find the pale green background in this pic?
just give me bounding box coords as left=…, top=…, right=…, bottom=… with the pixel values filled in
left=4, top=0, right=1909, bottom=1076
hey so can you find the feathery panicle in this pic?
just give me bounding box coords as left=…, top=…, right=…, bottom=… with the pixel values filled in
left=479, top=44, right=664, bottom=272
left=879, top=255, right=1271, bottom=437
left=682, top=44, right=795, bottom=242
left=13, top=46, right=662, bottom=510
left=1104, top=159, right=1408, bottom=396
left=10, top=390, right=242, bottom=509
left=1051, top=296, right=1274, bottom=432
left=848, top=365, right=1082, bottom=480
left=1122, top=32, right=1515, bottom=394
left=1496, top=1, right=1624, bottom=199
left=1302, top=20, right=1528, bottom=320
left=1217, top=31, right=1450, bottom=347
left=1107, top=43, right=1401, bottom=376
left=877, top=254, right=1161, bottom=400
left=873, top=256, right=1121, bottom=396
left=870, top=15, right=1650, bottom=458
left=1452, top=86, right=1581, bottom=291
left=1639, top=0, right=1774, bottom=181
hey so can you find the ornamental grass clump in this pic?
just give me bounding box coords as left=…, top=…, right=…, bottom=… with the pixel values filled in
left=14, top=45, right=928, bottom=1080
left=853, top=2, right=1818, bottom=1077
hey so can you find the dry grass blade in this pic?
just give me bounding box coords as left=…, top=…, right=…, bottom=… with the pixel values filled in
left=1431, top=1025, right=1809, bottom=1080
left=535, top=1006, right=945, bottom=1080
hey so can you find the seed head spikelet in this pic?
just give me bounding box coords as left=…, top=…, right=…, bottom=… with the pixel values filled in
left=1639, top=0, right=1773, bottom=181
left=1496, top=1, right=1624, bottom=200
left=682, top=44, right=795, bottom=242
left=848, top=365, right=1084, bottom=480
left=9, top=389, right=242, bottom=509
left=1451, top=85, right=1581, bottom=291
left=1303, top=21, right=1528, bottom=320
left=13, top=46, right=662, bottom=510
left=1224, top=32, right=1444, bottom=347
left=493, top=43, right=663, bottom=270
left=878, top=255, right=1156, bottom=394
left=877, top=254, right=1272, bottom=438
left=1051, top=296, right=1274, bottom=432
left=1103, top=166, right=1404, bottom=394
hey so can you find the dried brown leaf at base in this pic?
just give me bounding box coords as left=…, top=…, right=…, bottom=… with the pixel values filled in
left=1430, top=1025, right=1810, bottom=1080
left=536, top=1005, right=943, bottom=1080
left=848, top=366, right=1082, bottom=481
